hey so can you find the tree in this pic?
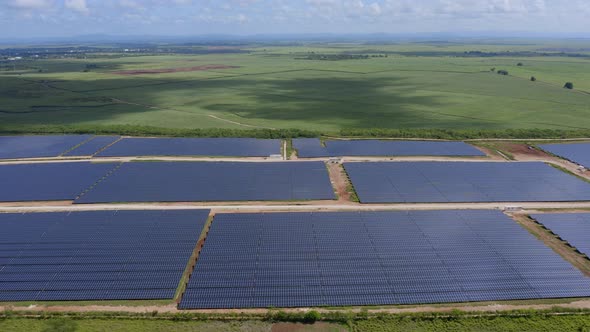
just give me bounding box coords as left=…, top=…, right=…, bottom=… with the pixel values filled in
left=564, top=82, right=574, bottom=89
left=530, top=76, right=536, bottom=82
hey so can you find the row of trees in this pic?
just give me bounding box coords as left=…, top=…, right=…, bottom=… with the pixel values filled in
left=4, top=124, right=590, bottom=140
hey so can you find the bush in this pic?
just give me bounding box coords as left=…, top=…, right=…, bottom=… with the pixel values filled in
left=531, top=76, right=537, bottom=81
left=517, top=62, right=524, bottom=66
left=564, top=82, right=574, bottom=89
left=303, top=310, right=321, bottom=323
left=497, top=70, right=509, bottom=75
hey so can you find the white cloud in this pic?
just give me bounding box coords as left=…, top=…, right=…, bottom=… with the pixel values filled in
left=65, top=0, right=88, bottom=13
left=8, top=0, right=52, bottom=10
left=368, top=2, right=381, bottom=15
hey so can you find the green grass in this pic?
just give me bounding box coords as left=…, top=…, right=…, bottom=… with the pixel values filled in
left=352, top=314, right=590, bottom=332
left=1, top=41, right=589, bottom=133
left=0, top=318, right=274, bottom=332
left=3, top=311, right=590, bottom=332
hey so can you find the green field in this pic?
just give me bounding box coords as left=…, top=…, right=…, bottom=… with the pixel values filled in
left=1, top=40, right=589, bottom=132
left=2, top=314, right=590, bottom=332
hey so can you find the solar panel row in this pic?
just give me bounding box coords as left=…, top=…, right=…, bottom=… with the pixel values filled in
left=539, top=142, right=590, bottom=169
left=179, top=210, right=590, bottom=309
left=0, top=162, right=120, bottom=202
left=0, top=210, right=209, bottom=301
left=0, top=135, right=93, bottom=159
left=75, top=161, right=335, bottom=203
left=293, top=139, right=484, bottom=158
left=0, top=161, right=335, bottom=203
left=531, top=213, right=590, bottom=258
left=64, top=136, right=121, bottom=156
left=344, top=161, right=590, bottom=203
left=0, top=136, right=282, bottom=159
left=97, top=137, right=282, bottom=157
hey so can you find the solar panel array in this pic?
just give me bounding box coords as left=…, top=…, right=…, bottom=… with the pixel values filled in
left=76, top=161, right=335, bottom=203
left=97, top=137, right=282, bottom=157
left=532, top=213, right=590, bottom=258
left=293, top=139, right=484, bottom=158
left=64, top=136, right=121, bottom=156
left=539, top=142, right=590, bottom=169
left=0, top=162, right=119, bottom=202
left=0, top=209, right=209, bottom=301
left=179, top=210, right=590, bottom=309
left=0, top=135, right=93, bottom=159
left=344, top=161, right=590, bottom=203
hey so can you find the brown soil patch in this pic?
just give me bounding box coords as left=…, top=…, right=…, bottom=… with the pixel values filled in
left=498, top=142, right=549, bottom=158
left=112, top=64, right=239, bottom=76
left=327, top=163, right=351, bottom=202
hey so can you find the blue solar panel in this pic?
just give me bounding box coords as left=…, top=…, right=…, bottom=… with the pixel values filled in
left=179, top=210, right=590, bottom=309
left=344, top=161, right=590, bottom=203
left=531, top=213, right=590, bottom=258
left=0, top=162, right=118, bottom=202
left=539, top=143, right=590, bottom=169
left=96, top=137, right=281, bottom=157
left=0, top=135, right=93, bottom=159
left=76, top=161, right=334, bottom=203
left=0, top=209, right=209, bottom=302
left=293, top=139, right=484, bottom=158
left=64, top=136, right=121, bottom=156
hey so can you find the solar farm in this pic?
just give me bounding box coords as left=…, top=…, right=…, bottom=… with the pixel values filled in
left=539, top=142, right=590, bottom=169
left=2, top=134, right=590, bottom=315
left=293, top=138, right=485, bottom=158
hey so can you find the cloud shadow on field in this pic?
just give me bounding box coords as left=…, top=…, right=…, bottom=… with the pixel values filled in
left=0, top=70, right=495, bottom=129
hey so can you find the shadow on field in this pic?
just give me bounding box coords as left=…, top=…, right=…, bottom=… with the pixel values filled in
left=0, top=70, right=480, bottom=128
left=203, top=75, right=450, bottom=128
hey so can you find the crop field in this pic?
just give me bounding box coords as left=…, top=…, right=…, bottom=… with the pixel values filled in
left=1, top=41, right=589, bottom=132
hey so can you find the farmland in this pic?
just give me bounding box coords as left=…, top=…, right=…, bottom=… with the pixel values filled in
left=1, top=40, right=589, bottom=133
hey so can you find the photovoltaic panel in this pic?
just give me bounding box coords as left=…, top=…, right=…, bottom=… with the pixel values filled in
left=0, top=135, right=93, bottom=159
left=539, top=142, right=590, bottom=169
left=344, top=161, right=590, bottom=203
left=96, top=137, right=281, bottom=157
left=179, top=210, right=590, bottom=309
left=0, top=162, right=119, bottom=202
left=531, top=213, right=590, bottom=258
left=0, top=209, right=209, bottom=301
left=75, top=161, right=334, bottom=203
left=64, top=136, right=121, bottom=156
left=293, top=139, right=484, bottom=158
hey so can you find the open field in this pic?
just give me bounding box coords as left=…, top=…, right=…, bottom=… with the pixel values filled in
left=1, top=40, right=589, bottom=132
left=2, top=310, right=590, bottom=332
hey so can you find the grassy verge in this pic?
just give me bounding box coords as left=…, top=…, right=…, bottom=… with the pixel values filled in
left=2, top=308, right=590, bottom=332
left=174, top=214, right=214, bottom=301
left=286, top=139, right=294, bottom=159
left=470, top=141, right=515, bottom=160
left=341, top=166, right=360, bottom=203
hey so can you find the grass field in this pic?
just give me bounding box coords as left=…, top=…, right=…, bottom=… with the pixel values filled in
left=1, top=40, right=589, bottom=132
left=2, top=314, right=590, bottom=332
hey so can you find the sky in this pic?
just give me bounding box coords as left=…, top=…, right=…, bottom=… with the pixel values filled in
left=1, top=0, right=589, bottom=39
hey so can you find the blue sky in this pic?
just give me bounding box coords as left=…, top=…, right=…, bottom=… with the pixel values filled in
left=1, top=0, right=589, bottom=39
